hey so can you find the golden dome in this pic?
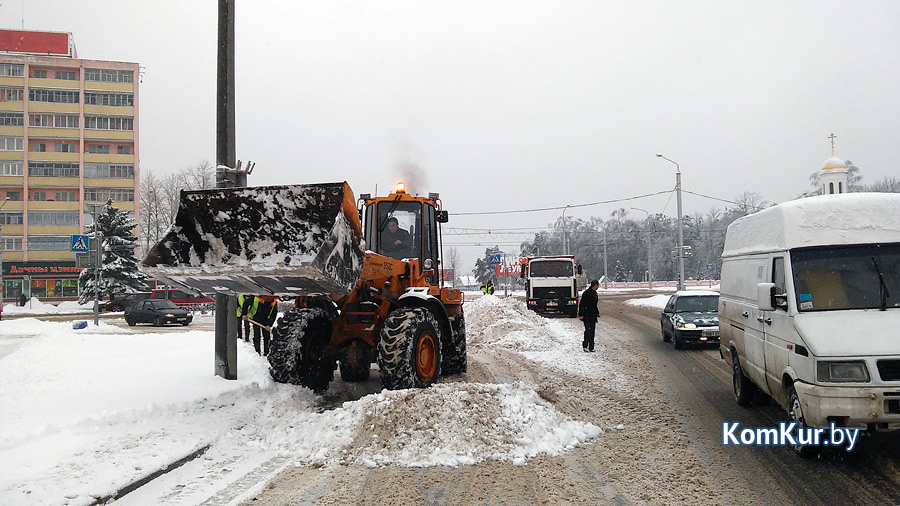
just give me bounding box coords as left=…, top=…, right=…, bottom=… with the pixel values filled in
left=821, top=157, right=846, bottom=171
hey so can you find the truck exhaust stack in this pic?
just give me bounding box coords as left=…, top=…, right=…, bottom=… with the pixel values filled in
left=142, top=182, right=365, bottom=296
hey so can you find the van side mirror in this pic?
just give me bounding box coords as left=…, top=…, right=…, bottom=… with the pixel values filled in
left=577, top=265, right=583, bottom=275
left=757, top=283, right=776, bottom=311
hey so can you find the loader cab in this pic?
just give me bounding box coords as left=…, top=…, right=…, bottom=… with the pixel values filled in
left=360, top=183, right=446, bottom=286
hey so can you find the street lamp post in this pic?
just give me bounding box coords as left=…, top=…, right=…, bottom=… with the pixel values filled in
left=656, top=154, right=685, bottom=291
left=0, top=197, right=9, bottom=307
left=631, top=207, right=653, bottom=289
left=561, top=205, right=571, bottom=255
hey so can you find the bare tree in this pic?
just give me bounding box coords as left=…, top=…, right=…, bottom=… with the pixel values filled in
left=182, top=160, right=215, bottom=190
left=734, top=191, right=769, bottom=214
left=448, top=247, right=461, bottom=287
left=139, top=160, right=218, bottom=252
left=862, top=176, right=900, bottom=193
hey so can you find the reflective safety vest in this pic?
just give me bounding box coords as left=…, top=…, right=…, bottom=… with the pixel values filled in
left=236, top=294, right=246, bottom=317
left=247, top=296, right=260, bottom=320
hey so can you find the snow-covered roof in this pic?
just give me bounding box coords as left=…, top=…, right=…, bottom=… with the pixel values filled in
left=722, top=193, right=900, bottom=257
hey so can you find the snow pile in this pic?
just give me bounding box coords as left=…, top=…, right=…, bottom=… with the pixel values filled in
left=2, top=297, right=94, bottom=315
left=0, top=308, right=601, bottom=504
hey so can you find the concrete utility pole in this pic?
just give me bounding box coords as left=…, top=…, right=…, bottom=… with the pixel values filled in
left=0, top=197, right=8, bottom=307
left=215, top=0, right=238, bottom=380
left=631, top=207, right=653, bottom=289
left=657, top=154, right=685, bottom=291
left=602, top=227, right=608, bottom=285
left=85, top=203, right=104, bottom=326
left=561, top=205, right=570, bottom=255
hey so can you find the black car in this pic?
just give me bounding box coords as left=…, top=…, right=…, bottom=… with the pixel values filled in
left=125, top=299, right=193, bottom=327
left=102, top=292, right=152, bottom=312
left=660, top=292, right=719, bottom=350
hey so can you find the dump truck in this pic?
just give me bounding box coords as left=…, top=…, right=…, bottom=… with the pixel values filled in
left=142, top=181, right=466, bottom=393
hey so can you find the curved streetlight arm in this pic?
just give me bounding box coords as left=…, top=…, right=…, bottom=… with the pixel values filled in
left=656, top=153, right=680, bottom=173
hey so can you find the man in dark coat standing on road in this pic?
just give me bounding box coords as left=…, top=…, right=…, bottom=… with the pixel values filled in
left=578, top=280, right=600, bottom=352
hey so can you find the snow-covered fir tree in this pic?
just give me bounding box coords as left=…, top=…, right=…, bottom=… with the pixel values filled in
left=614, top=260, right=627, bottom=282
left=78, top=199, right=149, bottom=303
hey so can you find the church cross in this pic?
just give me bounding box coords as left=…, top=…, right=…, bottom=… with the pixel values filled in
left=828, top=133, right=837, bottom=156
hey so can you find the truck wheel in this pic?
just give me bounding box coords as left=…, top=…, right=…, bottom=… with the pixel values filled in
left=788, top=385, right=821, bottom=458
left=441, top=309, right=467, bottom=375
left=378, top=307, right=442, bottom=390
left=268, top=308, right=336, bottom=393
left=732, top=356, right=757, bottom=407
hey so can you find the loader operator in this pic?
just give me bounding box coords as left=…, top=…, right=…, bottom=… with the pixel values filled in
left=380, top=216, right=413, bottom=258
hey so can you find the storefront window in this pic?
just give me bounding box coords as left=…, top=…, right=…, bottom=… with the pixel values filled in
left=59, top=280, right=78, bottom=297
left=2, top=279, right=23, bottom=298
left=31, top=279, right=47, bottom=297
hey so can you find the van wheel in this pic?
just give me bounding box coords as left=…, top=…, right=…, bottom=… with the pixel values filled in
left=673, top=332, right=684, bottom=350
left=788, top=385, right=821, bottom=459
left=733, top=357, right=757, bottom=407
left=661, top=327, right=671, bottom=343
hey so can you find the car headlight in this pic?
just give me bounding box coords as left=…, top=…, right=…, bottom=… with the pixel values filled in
left=676, top=321, right=697, bottom=329
left=166, top=313, right=175, bottom=317
left=817, top=361, right=870, bottom=383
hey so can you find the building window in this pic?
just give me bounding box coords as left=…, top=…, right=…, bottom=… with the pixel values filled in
left=55, top=143, right=77, bottom=153
left=829, top=182, right=834, bottom=194
left=28, top=89, right=79, bottom=104
left=29, top=113, right=53, bottom=127
left=28, top=211, right=80, bottom=226
left=54, top=70, right=77, bottom=80
left=54, top=115, right=78, bottom=128
left=84, top=187, right=135, bottom=202
left=32, top=69, right=47, bottom=79
left=0, top=236, right=23, bottom=251
left=84, top=163, right=134, bottom=179
left=84, top=92, right=133, bottom=107
left=0, top=87, right=23, bottom=101
left=117, top=145, right=131, bottom=154
left=1, top=161, right=23, bottom=175
left=32, top=191, right=47, bottom=201
left=839, top=182, right=843, bottom=193
left=85, top=116, right=134, bottom=131
left=33, top=143, right=47, bottom=152
left=0, top=211, right=23, bottom=224
left=0, top=112, right=23, bottom=126
left=88, top=144, right=110, bottom=154
left=55, top=191, right=78, bottom=202
left=0, top=63, right=24, bottom=77
left=6, top=190, right=21, bottom=201
left=28, top=236, right=72, bottom=251
left=85, top=68, right=133, bottom=83
left=0, top=136, right=24, bottom=151
left=28, top=162, right=79, bottom=177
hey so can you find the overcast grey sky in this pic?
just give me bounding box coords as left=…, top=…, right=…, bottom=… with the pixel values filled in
left=5, top=1, right=899, bottom=270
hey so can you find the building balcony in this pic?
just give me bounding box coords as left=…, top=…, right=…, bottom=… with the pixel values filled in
left=26, top=127, right=79, bottom=139
left=1, top=251, right=25, bottom=262
left=25, top=224, right=80, bottom=235
left=28, top=78, right=80, bottom=90
left=84, top=81, right=134, bottom=93
left=0, top=199, right=23, bottom=211
left=83, top=129, right=134, bottom=141
left=1, top=224, right=23, bottom=235
left=26, top=250, right=77, bottom=261
left=83, top=153, right=134, bottom=164
left=26, top=201, right=81, bottom=211
left=27, top=152, right=79, bottom=162
left=27, top=176, right=80, bottom=188
left=0, top=101, right=24, bottom=111
left=0, top=76, right=24, bottom=87
left=84, top=104, right=134, bottom=116
left=84, top=177, right=135, bottom=188
left=0, top=150, right=24, bottom=161
left=0, top=125, right=24, bottom=136
left=27, top=102, right=79, bottom=114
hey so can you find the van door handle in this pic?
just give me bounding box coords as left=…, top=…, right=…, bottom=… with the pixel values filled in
left=742, top=311, right=749, bottom=318
left=757, top=316, right=772, bottom=325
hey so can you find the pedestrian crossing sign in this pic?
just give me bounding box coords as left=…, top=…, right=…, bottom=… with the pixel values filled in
left=71, top=234, right=89, bottom=252
left=489, top=254, right=501, bottom=264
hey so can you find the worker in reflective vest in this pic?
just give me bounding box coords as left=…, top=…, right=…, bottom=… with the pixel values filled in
left=251, top=296, right=278, bottom=356
left=236, top=294, right=252, bottom=342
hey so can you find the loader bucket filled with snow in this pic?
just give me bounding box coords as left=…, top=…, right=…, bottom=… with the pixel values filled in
left=142, top=182, right=365, bottom=296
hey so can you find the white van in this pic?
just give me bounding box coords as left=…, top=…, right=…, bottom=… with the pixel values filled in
left=719, top=193, right=900, bottom=449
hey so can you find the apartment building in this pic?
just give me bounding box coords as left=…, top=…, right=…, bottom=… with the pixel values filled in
left=0, top=29, right=139, bottom=302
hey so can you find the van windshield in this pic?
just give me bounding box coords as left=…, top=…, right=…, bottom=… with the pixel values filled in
left=791, top=244, right=900, bottom=312
left=530, top=261, right=573, bottom=277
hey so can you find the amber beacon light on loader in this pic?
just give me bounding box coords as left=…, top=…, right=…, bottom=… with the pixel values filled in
left=142, top=181, right=466, bottom=393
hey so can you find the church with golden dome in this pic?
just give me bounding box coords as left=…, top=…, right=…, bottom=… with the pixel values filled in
left=819, top=133, right=849, bottom=195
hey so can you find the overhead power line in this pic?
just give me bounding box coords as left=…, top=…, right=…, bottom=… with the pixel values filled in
left=454, top=189, right=675, bottom=216
left=681, top=190, right=766, bottom=212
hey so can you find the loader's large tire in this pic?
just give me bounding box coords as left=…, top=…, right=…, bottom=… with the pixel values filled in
left=267, top=307, right=336, bottom=393
left=441, top=309, right=467, bottom=375
left=378, top=307, right=442, bottom=390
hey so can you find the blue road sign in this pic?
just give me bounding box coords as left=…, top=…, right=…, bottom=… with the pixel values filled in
left=489, top=253, right=502, bottom=265
left=71, top=234, right=89, bottom=252
left=707, top=263, right=714, bottom=271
